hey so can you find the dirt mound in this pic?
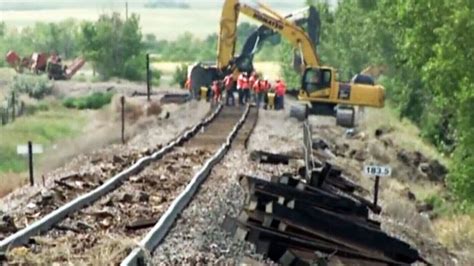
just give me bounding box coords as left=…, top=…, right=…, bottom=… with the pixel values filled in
left=112, top=95, right=162, bottom=122
left=397, top=149, right=447, bottom=183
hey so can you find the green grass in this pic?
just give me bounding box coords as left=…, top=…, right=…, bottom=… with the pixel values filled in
left=0, top=103, right=86, bottom=173
left=63, top=92, right=114, bottom=110
left=363, top=104, right=450, bottom=167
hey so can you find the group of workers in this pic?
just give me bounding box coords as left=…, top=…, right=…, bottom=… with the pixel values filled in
left=207, top=71, right=287, bottom=110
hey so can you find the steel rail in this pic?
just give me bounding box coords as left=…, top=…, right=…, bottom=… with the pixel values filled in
left=121, top=105, right=253, bottom=266
left=0, top=103, right=224, bottom=251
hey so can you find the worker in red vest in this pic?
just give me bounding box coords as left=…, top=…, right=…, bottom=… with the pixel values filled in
left=275, top=78, right=287, bottom=110
left=237, top=72, right=250, bottom=105
left=185, top=78, right=191, bottom=90
left=224, top=74, right=235, bottom=106
left=211, top=80, right=222, bottom=104
left=253, top=77, right=270, bottom=109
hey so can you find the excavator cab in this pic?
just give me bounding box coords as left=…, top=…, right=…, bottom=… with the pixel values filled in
left=302, top=67, right=332, bottom=93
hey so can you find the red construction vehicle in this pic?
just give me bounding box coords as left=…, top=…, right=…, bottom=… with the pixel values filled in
left=5, top=50, right=85, bottom=80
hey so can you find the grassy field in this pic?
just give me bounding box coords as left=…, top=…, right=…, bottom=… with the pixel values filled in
left=1, top=7, right=294, bottom=41
left=0, top=68, right=15, bottom=100
left=0, top=103, right=86, bottom=172
left=0, top=102, right=86, bottom=195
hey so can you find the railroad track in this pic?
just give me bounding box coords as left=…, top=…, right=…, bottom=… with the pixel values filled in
left=0, top=104, right=224, bottom=246
left=1, top=104, right=258, bottom=265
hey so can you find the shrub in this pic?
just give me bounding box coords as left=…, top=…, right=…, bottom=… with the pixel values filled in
left=122, top=54, right=146, bottom=81
left=63, top=92, right=114, bottom=110
left=79, top=13, right=144, bottom=80
left=10, top=75, right=53, bottom=99
left=151, top=70, right=162, bottom=87
left=172, top=64, right=188, bottom=88
left=24, top=102, right=50, bottom=115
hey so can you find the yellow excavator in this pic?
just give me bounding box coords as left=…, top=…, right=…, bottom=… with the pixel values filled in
left=191, top=0, right=385, bottom=127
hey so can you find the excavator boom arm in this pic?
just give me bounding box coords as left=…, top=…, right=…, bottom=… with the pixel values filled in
left=217, top=0, right=239, bottom=70
left=237, top=3, right=320, bottom=67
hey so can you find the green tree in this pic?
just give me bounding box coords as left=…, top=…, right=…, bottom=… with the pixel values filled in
left=0, top=22, right=5, bottom=37
left=311, top=0, right=474, bottom=204
left=33, top=20, right=80, bottom=58
left=279, top=40, right=300, bottom=90
left=79, top=13, right=144, bottom=80
left=172, top=64, right=188, bottom=88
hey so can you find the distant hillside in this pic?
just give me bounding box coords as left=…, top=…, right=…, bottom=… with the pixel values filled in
left=144, top=0, right=190, bottom=9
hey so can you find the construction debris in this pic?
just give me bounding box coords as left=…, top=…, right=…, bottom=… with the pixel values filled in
left=160, top=93, right=191, bottom=104
left=224, top=169, right=427, bottom=265
left=5, top=50, right=85, bottom=80
left=249, top=151, right=293, bottom=165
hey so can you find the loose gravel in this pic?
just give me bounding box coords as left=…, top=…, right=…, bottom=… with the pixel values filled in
left=153, top=109, right=301, bottom=264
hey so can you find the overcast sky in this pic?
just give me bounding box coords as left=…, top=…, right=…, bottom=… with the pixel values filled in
left=0, top=0, right=337, bottom=10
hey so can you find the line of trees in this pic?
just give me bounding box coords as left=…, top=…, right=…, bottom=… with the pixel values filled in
left=296, top=0, right=473, bottom=206
left=0, top=20, right=80, bottom=67
left=0, top=13, right=146, bottom=81
left=144, top=22, right=281, bottom=62
left=1, top=18, right=280, bottom=80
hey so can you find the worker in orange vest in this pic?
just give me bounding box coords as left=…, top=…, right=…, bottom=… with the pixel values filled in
left=237, top=72, right=250, bottom=105
left=224, top=74, right=235, bottom=106
left=275, top=78, right=287, bottom=110
left=185, top=78, right=191, bottom=90
left=253, top=77, right=270, bottom=109
left=211, top=80, right=222, bottom=104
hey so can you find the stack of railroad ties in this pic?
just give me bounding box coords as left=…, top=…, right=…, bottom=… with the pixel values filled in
left=223, top=150, right=430, bottom=264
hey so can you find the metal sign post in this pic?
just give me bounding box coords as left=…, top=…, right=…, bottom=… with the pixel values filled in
left=11, top=91, right=15, bottom=122
left=28, top=141, right=33, bottom=186
left=364, top=165, right=392, bottom=207
left=146, top=53, right=151, bottom=101
left=373, top=175, right=380, bottom=206
left=17, top=142, right=43, bottom=186
left=303, top=120, right=314, bottom=182
left=121, top=96, right=125, bottom=144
